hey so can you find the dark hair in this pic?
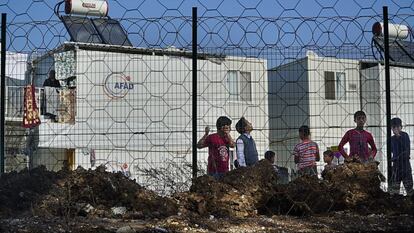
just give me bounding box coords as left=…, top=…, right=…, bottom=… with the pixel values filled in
left=264, top=151, right=275, bottom=160
left=391, top=117, right=402, bottom=127
left=236, top=117, right=248, bottom=134
left=299, top=125, right=310, bottom=137
left=216, top=116, right=232, bottom=130
left=49, top=70, right=56, bottom=78
left=323, top=150, right=334, bottom=157
left=354, top=110, right=366, bottom=119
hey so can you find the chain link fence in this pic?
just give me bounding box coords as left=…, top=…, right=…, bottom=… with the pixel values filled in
left=1, top=0, right=414, bottom=196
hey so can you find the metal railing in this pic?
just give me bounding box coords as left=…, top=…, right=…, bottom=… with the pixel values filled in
left=5, top=86, right=43, bottom=119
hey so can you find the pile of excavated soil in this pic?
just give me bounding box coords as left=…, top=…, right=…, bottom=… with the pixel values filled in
left=0, top=166, right=62, bottom=217
left=182, top=160, right=413, bottom=217
left=1, top=159, right=413, bottom=221
left=0, top=166, right=178, bottom=219
left=262, top=161, right=413, bottom=216
left=322, top=161, right=412, bottom=215
left=178, top=160, right=279, bottom=217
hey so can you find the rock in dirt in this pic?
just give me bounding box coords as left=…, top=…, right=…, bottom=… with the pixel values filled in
left=116, top=225, right=135, bottom=233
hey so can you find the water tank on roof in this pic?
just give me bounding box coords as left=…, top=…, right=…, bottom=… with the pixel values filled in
left=372, top=22, right=410, bottom=40
left=65, top=0, right=108, bottom=17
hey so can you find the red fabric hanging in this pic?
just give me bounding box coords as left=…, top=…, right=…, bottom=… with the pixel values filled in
left=22, top=84, right=41, bottom=128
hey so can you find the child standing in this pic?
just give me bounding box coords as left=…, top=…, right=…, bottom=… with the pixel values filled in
left=338, top=110, right=377, bottom=163
left=197, top=116, right=235, bottom=179
left=390, top=117, right=413, bottom=195
left=293, top=125, right=320, bottom=177
left=235, top=117, right=259, bottom=167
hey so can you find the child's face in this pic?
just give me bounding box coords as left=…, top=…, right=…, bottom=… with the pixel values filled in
left=266, top=156, right=275, bottom=164
left=220, top=125, right=231, bottom=134
left=354, top=115, right=366, bottom=128
left=392, top=125, right=402, bottom=136
left=324, top=154, right=333, bottom=164
left=245, top=120, right=253, bottom=132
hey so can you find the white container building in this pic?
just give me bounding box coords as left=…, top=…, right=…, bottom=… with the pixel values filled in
left=27, top=42, right=269, bottom=187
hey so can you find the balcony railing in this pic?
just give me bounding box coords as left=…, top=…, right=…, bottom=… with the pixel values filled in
left=5, top=86, right=43, bottom=119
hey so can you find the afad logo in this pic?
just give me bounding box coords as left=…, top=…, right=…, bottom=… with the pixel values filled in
left=104, top=73, right=134, bottom=99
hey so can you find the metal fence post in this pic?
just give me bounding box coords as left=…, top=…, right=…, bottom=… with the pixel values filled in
left=383, top=6, right=392, bottom=188
left=192, top=7, right=198, bottom=179
left=0, top=13, right=6, bottom=174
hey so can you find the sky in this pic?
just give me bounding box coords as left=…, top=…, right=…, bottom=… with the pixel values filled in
left=0, top=0, right=412, bottom=64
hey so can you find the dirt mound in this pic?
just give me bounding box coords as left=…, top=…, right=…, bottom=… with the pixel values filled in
left=323, top=160, right=385, bottom=196
left=264, top=161, right=413, bottom=216
left=323, top=161, right=412, bottom=214
left=1, top=159, right=413, bottom=221
left=181, top=160, right=413, bottom=217
left=0, top=166, right=178, bottom=219
left=262, top=176, right=336, bottom=216
left=0, top=166, right=62, bottom=216
left=322, top=161, right=385, bottom=208
left=179, top=160, right=278, bottom=217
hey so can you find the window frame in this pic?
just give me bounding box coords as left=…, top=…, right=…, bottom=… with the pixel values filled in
left=324, top=71, right=346, bottom=101
left=227, top=70, right=239, bottom=101
left=226, top=70, right=253, bottom=102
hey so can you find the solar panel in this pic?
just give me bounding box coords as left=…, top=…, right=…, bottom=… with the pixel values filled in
left=92, top=18, right=132, bottom=46
left=395, top=40, right=414, bottom=61
left=373, top=37, right=414, bottom=64
left=61, top=16, right=103, bottom=44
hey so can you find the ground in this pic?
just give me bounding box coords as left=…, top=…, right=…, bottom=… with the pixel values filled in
left=1, top=160, right=413, bottom=232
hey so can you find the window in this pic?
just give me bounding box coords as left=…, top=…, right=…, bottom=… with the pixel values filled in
left=226, top=71, right=252, bottom=101
left=324, top=71, right=346, bottom=100
left=336, top=72, right=346, bottom=100
left=227, top=71, right=239, bottom=100
left=240, top=71, right=252, bottom=101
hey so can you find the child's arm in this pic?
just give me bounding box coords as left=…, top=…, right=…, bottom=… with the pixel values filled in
left=403, top=132, right=411, bottom=159
left=315, top=143, right=320, bottom=162
left=407, top=133, right=411, bottom=158
left=338, top=131, right=350, bottom=159
left=293, top=146, right=299, bottom=164
left=223, top=129, right=235, bottom=148
left=197, top=126, right=210, bottom=149
left=236, top=138, right=246, bottom=167
left=368, top=133, right=377, bottom=158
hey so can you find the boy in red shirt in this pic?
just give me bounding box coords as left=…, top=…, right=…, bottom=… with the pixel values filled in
left=197, top=116, right=235, bottom=179
left=338, top=110, right=377, bottom=163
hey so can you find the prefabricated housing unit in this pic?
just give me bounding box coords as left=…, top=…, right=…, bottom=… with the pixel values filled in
left=268, top=53, right=363, bottom=173
left=269, top=52, right=414, bottom=180
left=29, top=42, right=269, bottom=185
left=360, top=62, right=414, bottom=182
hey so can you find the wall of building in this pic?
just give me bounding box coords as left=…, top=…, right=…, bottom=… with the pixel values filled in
left=268, top=58, right=309, bottom=169
left=269, top=55, right=363, bottom=173
left=307, top=56, right=361, bottom=172
left=361, top=64, right=414, bottom=185
left=36, top=48, right=269, bottom=179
